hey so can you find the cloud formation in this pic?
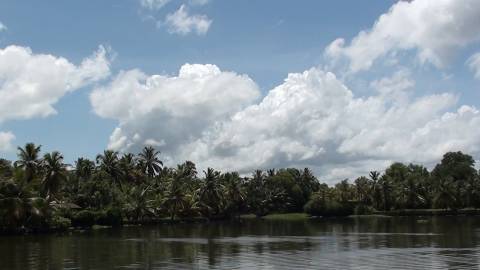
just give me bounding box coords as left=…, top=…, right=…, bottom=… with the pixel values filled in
left=467, top=52, right=480, bottom=79
left=90, top=63, right=260, bottom=155
left=91, top=65, right=480, bottom=183
left=164, top=5, right=212, bottom=35
left=0, top=22, right=6, bottom=32
left=0, top=45, right=110, bottom=152
left=0, top=131, right=14, bottom=152
left=326, top=0, right=480, bottom=72
left=0, top=45, right=110, bottom=123
left=139, top=0, right=171, bottom=10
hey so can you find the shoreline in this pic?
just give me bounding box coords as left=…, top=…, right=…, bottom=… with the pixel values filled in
left=2, top=210, right=480, bottom=235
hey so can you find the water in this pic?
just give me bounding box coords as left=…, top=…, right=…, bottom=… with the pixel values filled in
left=1, top=216, right=480, bottom=269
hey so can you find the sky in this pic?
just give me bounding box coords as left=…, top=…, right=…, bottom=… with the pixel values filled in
left=1, top=0, right=480, bottom=184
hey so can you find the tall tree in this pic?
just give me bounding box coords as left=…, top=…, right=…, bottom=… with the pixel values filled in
left=15, top=143, right=42, bottom=183
left=41, top=151, right=67, bottom=200
left=198, top=168, right=223, bottom=217
left=369, top=171, right=382, bottom=209
left=138, top=146, right=163, bottom=178
left=96, top=150, right=123, bottom=190
left=75, top=158, right=95, bottom=181
left=432, top=151, right=478, bottom=208
left=119, top=153, right=138, bottom=184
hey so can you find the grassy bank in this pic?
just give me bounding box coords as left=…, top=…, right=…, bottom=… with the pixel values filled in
left=240, top=213, right=310, bottom=221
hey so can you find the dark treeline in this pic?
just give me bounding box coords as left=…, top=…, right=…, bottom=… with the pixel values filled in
left=0, top=143, right=479, bottom=232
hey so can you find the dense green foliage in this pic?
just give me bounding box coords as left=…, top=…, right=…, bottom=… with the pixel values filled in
left=1, top=143, right=480, bottom=232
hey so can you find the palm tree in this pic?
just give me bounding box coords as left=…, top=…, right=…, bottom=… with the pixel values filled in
left=0, top=180, right=51, bottom=230
left=126, top=185, right=154, bottom=222
left=41, top=151, right=67, bottom=200
left=120, top=153, right=138, bottom=184
left=369, top=171, right=382, bottom=209
left=355, top=176, right=372, bottom=204
left=138, top=146, right=163, bottom=178
left=198, top=168, right=224, bottom=217
left=433, top=176, right=457, bottom=209
left=163, top=173, right=189, bottom=221
left=335, top=179, right=351, bottom=204
left=223, top=172, right=245, bottom=218
left=96, top=150, right=123, bottom=190
left=15, top=143, right=42, bottom=183
left=75, top=158, right=95, bottom=181
left=246, top=170, right=266, bottom=216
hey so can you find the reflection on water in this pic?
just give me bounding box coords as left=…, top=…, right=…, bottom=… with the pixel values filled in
left=1, top=216, right=480, bottom=269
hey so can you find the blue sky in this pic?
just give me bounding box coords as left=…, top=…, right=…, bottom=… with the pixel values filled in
left=1, top=0, right=480, bottom=182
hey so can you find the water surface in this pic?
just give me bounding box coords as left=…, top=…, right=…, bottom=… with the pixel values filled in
left=1, top=216, right=479, bottom=269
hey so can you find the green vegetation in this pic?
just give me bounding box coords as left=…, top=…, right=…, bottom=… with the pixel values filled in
left=1, top=143, right=480, bottom=233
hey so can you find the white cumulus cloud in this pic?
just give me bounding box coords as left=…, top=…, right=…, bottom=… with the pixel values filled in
left=90, top=63, right=260, bottom=156
left=164, top=5, right=212, bottom=35
left=91, top=65, right=480, bottom=184
left=0, top=45, right=110, bottom=123
left=326, top=0, right=480, bottom=72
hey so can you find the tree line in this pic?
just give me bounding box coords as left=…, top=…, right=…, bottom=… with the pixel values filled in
left=0, top=143, right=479, bottom=232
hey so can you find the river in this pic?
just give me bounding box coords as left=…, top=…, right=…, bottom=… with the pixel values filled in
left=1, top=216, right=479, bottom=269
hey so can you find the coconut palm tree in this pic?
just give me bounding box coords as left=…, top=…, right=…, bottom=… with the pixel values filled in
left=41, top=151, right=67, bottom=201
left=75, top=158, right=95, bottom=181
left=0, top=180, right=50, bottom=230
left=96, top=150, right=123, bottom=190
left=354, top=176, right=371, bottom=204
left=223, top=172, right=245, bottom=218
left=369, top=171, right=382, bottom=209
left=15, top=143, right=42, bottom=183
left=120, top=153, right=138, bottom=184
left=138, top=146, right=163, bottom=178
left=198, top=168, right=223, bottom=217
left=163, top=173, right=189, bottom=221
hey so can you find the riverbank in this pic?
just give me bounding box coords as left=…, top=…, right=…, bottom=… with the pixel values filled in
left=4, top=209, right=480, bottom=235
left=374, top=208, right=480, bottom=216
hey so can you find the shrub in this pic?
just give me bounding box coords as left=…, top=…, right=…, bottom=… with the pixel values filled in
left=354, top=204, right=374, bottom=215
left=48, top=216, right=71, bottom=231
left=304, top=194, right=353, bottom=217
left=96, top=207, right=123, bottom=227
left=72, top=210, right=96, bottom=227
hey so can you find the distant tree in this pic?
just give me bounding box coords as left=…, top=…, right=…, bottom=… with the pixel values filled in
left=198, top=168, right=223, bottom=217
left=432, top=152, right=478, bottom=208
left=119, top=153, right=138, bottom=183
left=15, top=143, right=42, bottom=183
left=96, top=150, right=123, bottom=190
left=369, top=171, right=382, bottom=209
left=138, top=146, right=163, bottom=178
left=41, top=151, right=67, bottom=200
left=75, top=158, right=95, bottom=181
left=0, top=158, right=13, bottom=180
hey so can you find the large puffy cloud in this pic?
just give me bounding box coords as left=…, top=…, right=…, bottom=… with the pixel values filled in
left=0, top=45, right=110, bottom=153
left=183, top=69, right=480, bottom=182
left=0, top=45, right=110, bottom=123
left=92, top=65, right=480, bottom=183
left=326, top=0, right=480, bottom=72
left=90, top=64, right=260, bottom=157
